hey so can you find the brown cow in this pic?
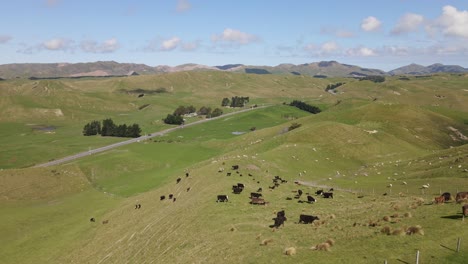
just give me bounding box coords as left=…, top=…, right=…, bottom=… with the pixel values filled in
left=434, top=196, right=445, bottom=204
left=456, top=192, right=468, bottom=203
left=250, top=197, right=267, bottom=205
left=463, top=205, right=468, bottom=216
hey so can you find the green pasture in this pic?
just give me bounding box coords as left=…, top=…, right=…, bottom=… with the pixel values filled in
left=0, top=72, right=467, bottom=263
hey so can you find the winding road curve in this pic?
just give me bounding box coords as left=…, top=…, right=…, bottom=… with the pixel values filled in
left=33, top=105, right=270, bottom=168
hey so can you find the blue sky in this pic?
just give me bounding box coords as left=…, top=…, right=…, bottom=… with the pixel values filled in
left=1, top=0, right=467, bottom=70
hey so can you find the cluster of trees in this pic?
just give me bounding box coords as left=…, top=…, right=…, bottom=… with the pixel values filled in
left=83, top=118, right=141, bottom=138
left=288, top=100, right=321, bottom=114
left=325, top=82, right=345, bottom=91
left=163, top=105, right=223, bottom=125
left=360, top=75, right=385, bottom=83
left=221, top=96, right=250, bottom=107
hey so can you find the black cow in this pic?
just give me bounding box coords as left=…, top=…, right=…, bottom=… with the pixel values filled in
left=135, top=204, right=141, bottom=209
left=185, top=172, right=189, bottom=177
left=226, top=172, right=231, bottom=176
left=299, top=214, right=319, bottom=224
left=173, top=198, right=176, bottom=202
left=315, top=190, right=323, bottom=195
left=160, top=195, right=166, bottom=201
left=90, top=217, right=95, bottom=222
left=277, top=210, right=285, bottom=218
left=176, top=178, right=181, bottom=184
left=217, top=195, right=229, bottom=202
left=232, top=186, right=243, bottom=194
left=270, top=216, right=287, bottom=228
left=232, top=165, right=239, bottom=170
left=307, top=195, right=316, bottom=203
left=250, top=192, right=262, bottom=198
left=298, top=189, right=303, bottom=196
left=257, top=187, right=262, bottom=192
left=169, top=194, right=174, bottom=199
left=187, top=187, right=191, bottom=192
left=237, top=183, right=245, bottom=189
left=329, top=188, right=334, bottom=192
left=322, top=192, right=333, bottom=199
left=442, top=192, right=452, bottom=202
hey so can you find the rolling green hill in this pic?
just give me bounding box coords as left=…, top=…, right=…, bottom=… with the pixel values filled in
left=0, top=72, right=467, bottom=263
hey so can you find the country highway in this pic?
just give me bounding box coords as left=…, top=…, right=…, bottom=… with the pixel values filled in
left=33, top=105, right=269, bottom=168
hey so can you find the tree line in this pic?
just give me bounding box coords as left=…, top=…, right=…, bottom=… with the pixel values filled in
left=221, top=96, right=249, bottom=107
left=163, top=105, right=223, bottom=125
left=288, top=100, right=321, bottom=114
left=325, top=82, right=345, bottom=91
left=83, top=118, right=141, bottom=138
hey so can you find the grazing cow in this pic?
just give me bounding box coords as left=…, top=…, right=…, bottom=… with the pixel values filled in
left=232, top=165, right=239, bottom=170
left=269, top=185, right=275, bottom=190
left=307, top=195, right=316, bottom=203
left=176, top=178, right=181, bottom=184
left=169, top=194, right=174, bottom=199
left=434, top=196, right=445, bottom=204
left=297, top=189, right=303, bottom=196
left=90, top=218, right=95, bottom=222
left=185, top=172, right=189, bottom=177
left=173, top=198, right=176, bottom=202
left=217, top=195, right=229, bottom=202
left=187, top=187, right=191, bottom=192
left=298, top=214, right=319, bottom=224
left=456, top=192, right=468, bottom=203
left=250, top=197, right=267, bottom=205
left=281, top=179, right=288, bottom=183
left=102, top=220, right=109, bottom=224
left=322, top=192, right=333, bottom=199
left=237, top=183, right=245, bottom=189
left=463, top=205, right=468, bottom=216
left=286, top=197, right=293, bottom=200
left=160, top=195, right=166, bottom=201
left=226, top=172, right=231, bottom=176
left=270, top=216, right=287, bottom=228
left=250, top=192, right=262, bottom=198
left=315, top=190, right=324, bottom=195
left=277, top=210, right=285, bottom=218
left=232, top=186, right=243, bottom=194
left=329, top=188, right=334, bottom=192
left=257, top=187, right=263, bottom=192
left=135, top=204, right=141, bottom=209
left=442, top=192, right=452, bottom=202
left=248, top=173, right=253, bottom=176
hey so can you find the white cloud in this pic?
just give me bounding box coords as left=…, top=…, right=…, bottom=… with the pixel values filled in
left=347, top=47, right=377, bottom=56
left=321, top=27, right=355, bottom=38
left=433, top=5, right=468, bottom=38
left=176, top=0, right=191, bottom=13
left=161, top=37, right=180, bottom=51
left=361, top=16, right=381, bottom=32
left=181, top=41, right=199, bottom=51
left=211, top=28, right=259, bottom=45
left=391, top=13, right=424, bottom=34
left=81, top=38, right=119, bottom=53
left=0, top=35, right=12, bottom=44
left=382, top=45, right=409, bottom=56
left=42, top=38, right=73, bottom=51
left=321, top=41, right=339, bottom=53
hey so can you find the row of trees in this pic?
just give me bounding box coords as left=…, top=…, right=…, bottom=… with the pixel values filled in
left=325, top=82, right=345, bottom=91
left=163, top=105, right=223, bottom=125
left=83, top=118, right=141, bottom=138
left=221, top=96, right=249, bottom=107
left=360, top=75, right=385, bottom=83
left=288, top=100, right=321, bottom=114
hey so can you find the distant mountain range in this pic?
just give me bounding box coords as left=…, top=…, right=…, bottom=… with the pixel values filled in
left=0, top=60, right=467, bottom=79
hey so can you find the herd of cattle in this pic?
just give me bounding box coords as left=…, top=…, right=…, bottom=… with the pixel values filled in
left=434, top=191, right=468, bottom=216
left=216, top=165, right=336, bottom=228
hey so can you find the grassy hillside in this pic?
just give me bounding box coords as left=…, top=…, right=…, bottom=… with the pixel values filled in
left=0, top=72, right=467, bottom=263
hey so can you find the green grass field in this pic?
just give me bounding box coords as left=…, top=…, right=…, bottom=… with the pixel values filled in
left=0, top=72, right=467, bottom=263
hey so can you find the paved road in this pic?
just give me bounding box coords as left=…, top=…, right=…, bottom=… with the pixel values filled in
left=33, top=105, right=270, bottom=168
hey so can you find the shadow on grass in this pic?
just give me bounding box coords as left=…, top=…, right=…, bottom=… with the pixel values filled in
left=396, top=259, right=409, bottom=264
left=441, top=213, right=464, bottom=220
left=440, top=244, right=456, bottom=252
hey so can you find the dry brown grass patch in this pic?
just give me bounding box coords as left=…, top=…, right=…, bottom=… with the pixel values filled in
left=406, top=225, right=424, bottom=235
left=260, top=238, right=273, bottom=246
left=381, top=226, right=391, bottom=235
left=285, top=247, right=296, bottom=255
left=404, top=212, right=412, bottom=218
left=392, top=228, right=405, bottom=236
left=383, top=216, right=390, bottom=222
